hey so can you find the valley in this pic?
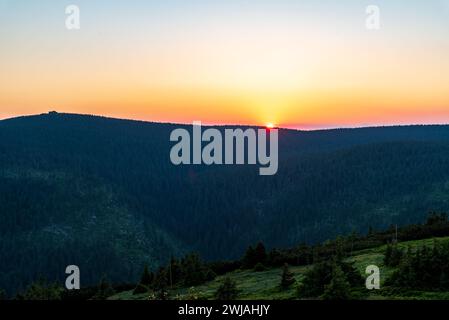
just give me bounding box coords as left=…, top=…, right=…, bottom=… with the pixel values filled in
left=2, top=113, right=449, bottom=295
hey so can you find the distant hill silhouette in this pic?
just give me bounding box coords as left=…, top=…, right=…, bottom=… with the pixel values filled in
left=2, top=112, right=449, bottom=294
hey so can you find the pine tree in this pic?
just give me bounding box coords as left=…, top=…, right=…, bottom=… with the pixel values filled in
left=242, top=245, right=256, bottom=269
left=384, top=244, right=393, bottom=265
left=242, top=242, right=267, bottom=269
left=384, top=244, right=402, bottom=267
left=254, top=242, right=267, bottom=265
left=182, top=253, right=206, bottom=286
left=280, top=263, right=295, bottom=289
left=322, top=264, right=352, bottom=300
left=133, top=265, right=154, bottom=295
left=215, top=276, right=238, bottom=300
left=440, top=272, right=449, bottom=289
left=169, top=257, right=182, bottom=285
left=334, top=236, right=346, bottom=260
left=150, top=268, right=169, bottom=300
left=140, top=265, right=154, bottom=286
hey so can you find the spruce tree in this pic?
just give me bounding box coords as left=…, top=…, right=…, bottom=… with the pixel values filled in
left=242, top=242, right=267, bottom=269
left=384, top=244, right=393, bottom=265
left=254, top=242, right=267, bottom=265
left=152, top=267, right=170, bottom=299
left=182, top=253, right=206, bottom=286
left=133, top=265, right=154, bottom=295
left=322, top=264, right=352, bottom=300
left=242, top=245, right=256, bottom=269
left=169, top=257, right=182, bottom=285
left=140, top=265, right=154, bottom=286
left=384, top=244, right=403, bottom=267
left=280, top=263, right=295, bottom=289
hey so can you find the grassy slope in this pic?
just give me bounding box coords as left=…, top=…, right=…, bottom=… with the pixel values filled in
left=110, top=236, right=449, bottom=300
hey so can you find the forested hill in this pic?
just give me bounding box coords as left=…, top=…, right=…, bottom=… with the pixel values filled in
left=2, top=112, right=449, bottom=294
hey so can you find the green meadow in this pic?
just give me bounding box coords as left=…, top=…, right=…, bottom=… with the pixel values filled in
left=110, top=236, right=449, bottom=301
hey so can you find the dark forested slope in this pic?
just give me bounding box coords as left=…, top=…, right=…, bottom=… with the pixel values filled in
left=2, top=112, right=449, bottom=294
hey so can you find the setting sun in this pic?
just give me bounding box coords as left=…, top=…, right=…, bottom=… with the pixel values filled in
left=1, top=1, right=449, bottom=130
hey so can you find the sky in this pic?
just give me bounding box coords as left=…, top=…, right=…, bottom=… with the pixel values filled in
left=1, top=0, right=449, bottom=129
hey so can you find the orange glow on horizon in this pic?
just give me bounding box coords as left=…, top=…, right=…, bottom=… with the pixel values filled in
left=1, top=1, right=449, bottom=129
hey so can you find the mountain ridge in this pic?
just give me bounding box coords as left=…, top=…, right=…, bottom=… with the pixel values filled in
left=2, top=112, right=449, bottom=294
left=4, top=111, right=449, bottom=132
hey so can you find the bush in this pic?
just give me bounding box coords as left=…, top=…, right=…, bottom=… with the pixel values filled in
left=253, top=263, right=267, bottom=272
left=384, top=244, right=403, bottom=267
left=280, top=263, right=295, bottom=289
left=298, top=259, right=362, bottom=299
left=215, top=277, right=239, bottom=300
left=92, top=277, right=115, bottom=300
left=17, top=279, right=64, bottom=300
left=185, top=287, right=206, bottom=300
left=133, top=283, right=149, bottom=295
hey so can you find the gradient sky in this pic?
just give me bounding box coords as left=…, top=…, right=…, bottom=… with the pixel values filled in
left=1, top=0, right=449, bottom=129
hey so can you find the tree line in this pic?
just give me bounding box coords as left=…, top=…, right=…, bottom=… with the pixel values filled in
left=4, top=212, right=449, bottom=300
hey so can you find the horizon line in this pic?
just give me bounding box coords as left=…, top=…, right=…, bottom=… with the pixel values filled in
left=2, top=111, right=449, bottom=132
